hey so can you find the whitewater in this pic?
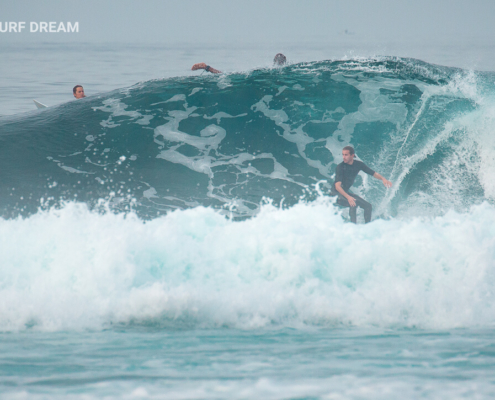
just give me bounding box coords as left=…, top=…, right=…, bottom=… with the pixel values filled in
left=1, top=44, right=495, bottom=399
left=2, top=199, right=495, bottom=333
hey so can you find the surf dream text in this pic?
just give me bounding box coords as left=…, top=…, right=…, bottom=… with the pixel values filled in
left=0, top=22, right=79, bottom=33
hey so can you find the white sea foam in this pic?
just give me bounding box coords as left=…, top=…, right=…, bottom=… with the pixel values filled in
left=0, top=198, right=494, bottom=332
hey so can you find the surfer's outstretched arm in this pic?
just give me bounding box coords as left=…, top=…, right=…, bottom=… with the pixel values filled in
left=373, top=172, right=392, bottom=188
left=191, top=63, right=221, bottom=74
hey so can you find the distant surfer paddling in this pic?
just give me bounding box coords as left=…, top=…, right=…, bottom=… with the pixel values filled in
left=73, top=85, right=86, bottom=99
left=332, top=146, right=392, bottom=223
left=273, top=53, right=287, bottom=66
left=191, top=63, right=221, bottom=74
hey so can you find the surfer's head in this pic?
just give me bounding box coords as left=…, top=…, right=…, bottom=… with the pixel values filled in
left=342, top=146, right=355, bottom=164
left=273, top=53, right=287, bottom=66
left=73, top=85, right=86, bottom=99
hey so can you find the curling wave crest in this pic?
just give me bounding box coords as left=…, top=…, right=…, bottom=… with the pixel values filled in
left=1, top=57, right=494, bottom=219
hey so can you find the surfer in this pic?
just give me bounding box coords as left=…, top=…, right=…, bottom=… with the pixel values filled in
left=273, top=53, right=287, bottom=66
left=332, top=146, right=392, bottom=223
left=191, top=63, right=221, bottom=74
left=73, top=85, right=86, bottom=99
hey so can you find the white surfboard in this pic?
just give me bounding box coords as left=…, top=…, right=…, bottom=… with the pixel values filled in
left=33, top=100, right=48, bottom=109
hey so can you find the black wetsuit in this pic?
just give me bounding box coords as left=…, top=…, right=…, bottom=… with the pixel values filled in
left=332, top=160, right=375, bottom=223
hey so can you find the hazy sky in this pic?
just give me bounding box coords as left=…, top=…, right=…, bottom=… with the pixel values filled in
left=2, top=0, right=495, bottom=45
left=2, top=0, right=495, bottom=114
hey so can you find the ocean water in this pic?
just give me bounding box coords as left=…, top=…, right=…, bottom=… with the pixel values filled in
left=1, top=41, right=495, bottom=399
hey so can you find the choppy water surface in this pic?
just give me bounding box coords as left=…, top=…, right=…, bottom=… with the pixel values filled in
left=3, top=328, right=495, bottom=400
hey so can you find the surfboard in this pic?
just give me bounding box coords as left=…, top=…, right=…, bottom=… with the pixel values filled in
left=33, top=100, right=48, bottom=109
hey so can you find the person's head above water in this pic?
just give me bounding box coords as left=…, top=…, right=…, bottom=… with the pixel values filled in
left=342, top=146, right=355, bottom=164
left=273, top=53, right=287, bottom=66
left=73, top=85, right=86, bottom=99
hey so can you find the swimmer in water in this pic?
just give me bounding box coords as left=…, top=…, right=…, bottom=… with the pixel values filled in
left=191, top=63, right=221, bottom=74
left=73, top=85, right=86, bottom=99
left=273, top=53, right=287, bottom=66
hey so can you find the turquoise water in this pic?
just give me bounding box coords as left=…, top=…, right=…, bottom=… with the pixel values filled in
left=3, top=328, right=495, bottom=399
left=1, top=57, right=493, bottom=219
left=1, top=42, right=495, bottom=399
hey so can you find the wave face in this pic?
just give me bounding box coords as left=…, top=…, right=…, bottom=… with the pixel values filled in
left=1, top=57, right=494, bottom=219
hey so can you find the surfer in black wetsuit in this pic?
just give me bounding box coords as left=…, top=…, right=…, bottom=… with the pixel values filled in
left=332, top=146, right=392, bottom=223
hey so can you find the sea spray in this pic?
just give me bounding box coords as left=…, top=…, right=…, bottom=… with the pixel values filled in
left=1, top=199, right=495, bottom=332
